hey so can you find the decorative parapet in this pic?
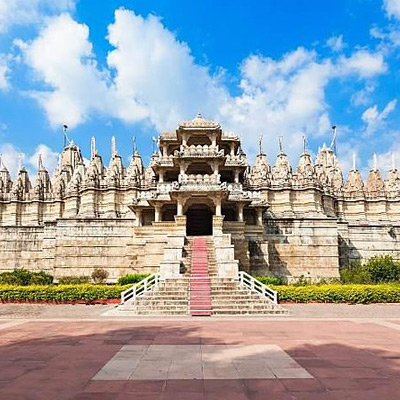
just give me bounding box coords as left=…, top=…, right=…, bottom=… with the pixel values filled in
left=174, top=144, right=224, bottom=158
left=225, top=153, right=248, bottom=166
left=150, top=155, right=174, bottom=167
left=177, top=173, right=221, bottom=191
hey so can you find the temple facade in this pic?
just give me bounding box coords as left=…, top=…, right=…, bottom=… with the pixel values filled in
left=0, top=113, right=400, bottom=281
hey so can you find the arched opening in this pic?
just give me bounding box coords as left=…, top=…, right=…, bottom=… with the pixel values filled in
left=186, top=204, right=213, bottom=236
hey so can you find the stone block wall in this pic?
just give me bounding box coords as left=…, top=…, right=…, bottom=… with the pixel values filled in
left=263, top=218, right=340, bottom=281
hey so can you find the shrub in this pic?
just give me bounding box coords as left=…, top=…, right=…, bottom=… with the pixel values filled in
left=117, top=274, right=150, bottom=285
left=91, top=268, right=109, bottom=284
left=274, top=283, right=400, bottom=304
left=0, top=269, right=53, bottom=286
left=364, top=255, right=400, bottom=283
left=255, top=276, right=285, bottom=286
left=58, top=276, right=90, bottom=285
left=340, top=259, right=372, bottom=284
left=340, top=256, right=400, bottom=284
left=29, top=271, right=54, bottom=285
left=0, top=284, right=129, bottom=302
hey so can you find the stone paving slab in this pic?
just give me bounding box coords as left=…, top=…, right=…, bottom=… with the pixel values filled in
left=93, top=344, right=312, bottom=380
left=0, top=318, right=400, bottom=399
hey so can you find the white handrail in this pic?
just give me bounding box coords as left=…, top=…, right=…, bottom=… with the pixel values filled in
left=120, top=273, right=160, bottom=304
left=238, top=271, right=278, bottom=304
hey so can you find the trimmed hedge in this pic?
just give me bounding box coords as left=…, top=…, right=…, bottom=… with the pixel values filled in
left=0, top=284, right=129, bottom=302
left=117, top=273, right=150, bottom=285
left=274, top=284, right=400, bottom=304
left=1, top=283, right=400, bottom=304
left=255, top=276, right=285, bottom=286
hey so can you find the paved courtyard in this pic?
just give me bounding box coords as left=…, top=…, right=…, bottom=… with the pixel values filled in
left=0, top=305, right=400, bottom=399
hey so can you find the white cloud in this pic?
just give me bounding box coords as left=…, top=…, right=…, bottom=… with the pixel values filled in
left=361, top=99, right=397, bottom=135
left=338, top=50, right=387, bottom=78
left=351, top=82, right=376, bottom=107
left=326, top=35, right=346, bottom=52
left=0, top=56, right=9, bottom=90
left=384, top=0, right=400, bottom=19
left=106, top=9, right=228, bottom=129
left=20, top=9, right=390, bottom=165
left=0, top=0, right=76, bottom=33
left=0, top=143, right=58, bottom=178
left=22, top=14, right=113, bottom=127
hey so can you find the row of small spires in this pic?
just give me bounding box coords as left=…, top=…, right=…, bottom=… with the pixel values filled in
left=0, top=135, right=397, bottom=176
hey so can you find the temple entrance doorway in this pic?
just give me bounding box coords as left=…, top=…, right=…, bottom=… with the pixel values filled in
left=186, top=205, right=213, bottom=236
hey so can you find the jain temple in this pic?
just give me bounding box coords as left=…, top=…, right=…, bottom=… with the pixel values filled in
left=0, top=114, right=400, bottom=284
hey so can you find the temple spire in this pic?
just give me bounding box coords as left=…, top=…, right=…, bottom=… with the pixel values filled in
left=132, top=136, right=137, bottom=154
left=91, top=136, right=96, bottom=160
left=302, top=135, right=307, bottom=154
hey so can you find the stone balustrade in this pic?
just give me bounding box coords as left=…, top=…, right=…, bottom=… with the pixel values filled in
left=174, top=144, right=224, bottom=158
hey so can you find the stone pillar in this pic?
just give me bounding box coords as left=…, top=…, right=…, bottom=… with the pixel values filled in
left=257, top=208, right=263, bottom=226
left=234, top=169, right=239, bottom=183
left=215, top=198, right=222, bottom=216
left=177, top=198, right=183, bottom=216
left=135, top=210, right=142, bottom=226
left=159, top=170, right=164, bottom=183
left=230, top=142, right=235, bottom=156
left=211, top=133, right=217, bottom=148
left=154, top=205, right=161, bottom=222
left=238, top=203, right=244, bottom=222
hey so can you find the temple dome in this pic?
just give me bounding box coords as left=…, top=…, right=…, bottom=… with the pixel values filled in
left=179, top=113, right=220, bottom=129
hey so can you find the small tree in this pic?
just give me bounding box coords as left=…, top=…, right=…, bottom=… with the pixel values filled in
left=91, top=268, right=109, bottom=284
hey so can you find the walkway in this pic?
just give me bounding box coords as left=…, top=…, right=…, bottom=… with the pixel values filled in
left=0, top=305, right=400, bottom=399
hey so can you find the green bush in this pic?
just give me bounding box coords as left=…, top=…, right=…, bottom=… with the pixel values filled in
left=340, top=256, right=400, bottom=284
left=274, top=283, right=400, bottom=304
left=0, top=284, right=129, bottom=302
left=91, top=268, right=109, bottom=284
left=58, top=276, right=90, bottom=285
left=0, top=269, right=53, bottom=286
left=255, top=276, right=285, bottom=286
left=340, top=260, right=372, bottom=284
left=364, top=255, right=400, bottom=283
left=117, top=273, right=150, bottom=285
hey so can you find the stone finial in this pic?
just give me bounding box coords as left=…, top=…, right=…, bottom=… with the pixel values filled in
left=38, top=154, right=45, bottom=171
left=352, top=152, right=357, bottom=171
left=372, top=153, right=378, bottom=171
left=258, top=134, right=263, bottom=155
left=91, top=136, right=96, bottom=160
left=111, top=136, right=117, bottom=157
left=278, top=136, right=284, bottom=154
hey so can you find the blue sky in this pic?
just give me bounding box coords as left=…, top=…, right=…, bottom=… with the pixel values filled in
left=0, top=0, right=399, bottom=178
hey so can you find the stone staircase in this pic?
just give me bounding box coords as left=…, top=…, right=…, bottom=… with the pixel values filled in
left=120, top=236, right=286, bottom=316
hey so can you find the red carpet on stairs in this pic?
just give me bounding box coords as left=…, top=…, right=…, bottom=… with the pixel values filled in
left=189, top=237, right=212, bottom=316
